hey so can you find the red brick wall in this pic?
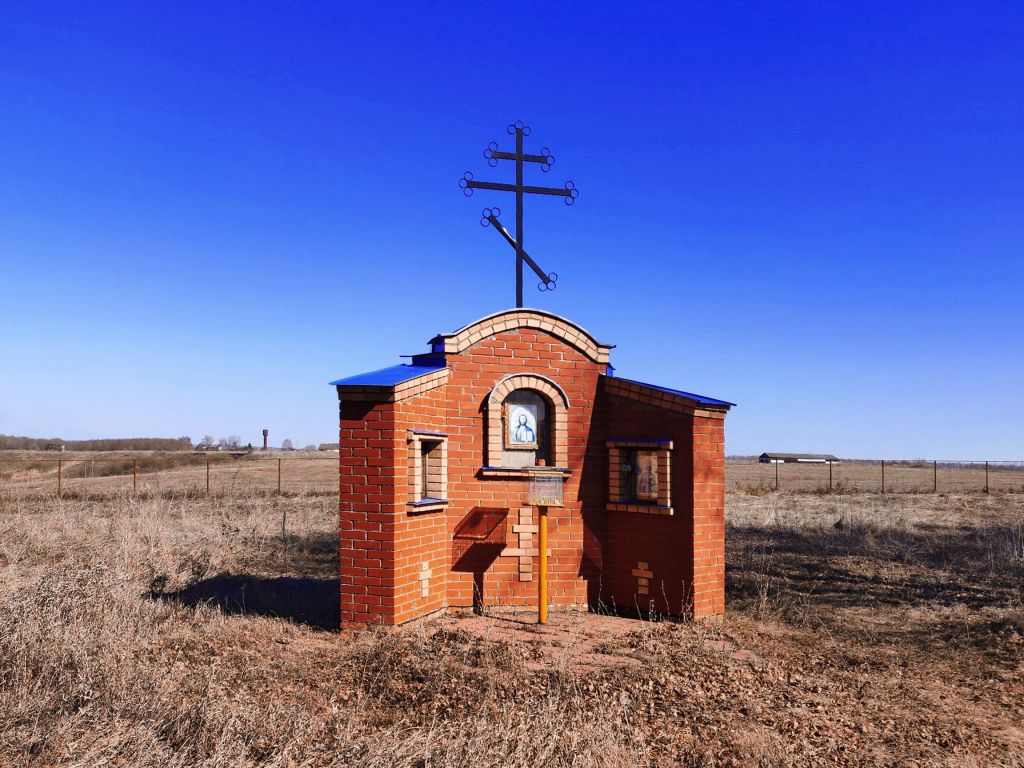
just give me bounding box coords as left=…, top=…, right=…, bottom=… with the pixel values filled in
left=691, top=415, right=726, bottom=617
left=599, top=392, right=693, bottom=616
left=442, top=328, right=603, bottom=611
left=391, top=387, right=450, bottom=624
left=338, top=398, right=399, bottom=626
left=338, top=321, right=727, bottom=626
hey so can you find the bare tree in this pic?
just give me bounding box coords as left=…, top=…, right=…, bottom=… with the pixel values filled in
left=0, top=434, right=194, bottom=451
left=281, top=438, right=294, bottom=451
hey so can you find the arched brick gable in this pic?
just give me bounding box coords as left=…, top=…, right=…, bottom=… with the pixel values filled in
left=432, top=309, right=613, bottom=364
left=486, top=373, right=569, bottom=468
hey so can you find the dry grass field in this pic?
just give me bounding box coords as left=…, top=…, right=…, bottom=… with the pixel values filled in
left=0, top=451, right=337, bottom=497
left=1, top=487, right=1022, bottom=766
left=728, top=459, right=1024, bottom=494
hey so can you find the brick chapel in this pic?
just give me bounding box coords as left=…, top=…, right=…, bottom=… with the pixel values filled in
left=332, top=308, right=733, bottom=626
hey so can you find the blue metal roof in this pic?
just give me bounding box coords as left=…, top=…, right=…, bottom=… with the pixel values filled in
left=330, top=363, right=446, bottom=388
left=614, top=376, right=735, bottom=408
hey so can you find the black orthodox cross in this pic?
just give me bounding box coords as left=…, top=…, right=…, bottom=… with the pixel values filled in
left=459, top=120, right=578, bottom=307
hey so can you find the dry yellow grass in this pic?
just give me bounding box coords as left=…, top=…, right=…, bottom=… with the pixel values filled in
left=1, top=489, right=1022, bottom=766
left=0, top=451, right=337, bottom=497
left=0, top=493, right=648, bottom=767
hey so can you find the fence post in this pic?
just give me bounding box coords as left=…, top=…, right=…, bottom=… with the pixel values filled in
left=774, top=461, right=779, bottom=491
left=57, top=459, right=62, bottom=496
left=985, top=461, right=989, bottom=493
left=206, top=455, right=210, bottom=495
left=933, top=461, right=937, bottom=493
left=133, top=459, right=138, bottom=494
left=277, top=458, right=282, bottom=494
left=829, top=460, right=833, bottom=491
left=881, top=460, right=885, bottom=494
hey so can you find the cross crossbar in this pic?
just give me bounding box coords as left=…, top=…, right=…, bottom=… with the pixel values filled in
left=484, top=212, right=556, bottom=290
left=489, top=151, right=549, bottom=164
left=464, top=180, right=574, bottom=197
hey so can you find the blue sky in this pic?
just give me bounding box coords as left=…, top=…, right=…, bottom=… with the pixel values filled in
left=1, top=2, right=1021, bottom=458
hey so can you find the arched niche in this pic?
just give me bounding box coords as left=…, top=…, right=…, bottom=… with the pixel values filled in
left=486, top=374, right=569, bottom=469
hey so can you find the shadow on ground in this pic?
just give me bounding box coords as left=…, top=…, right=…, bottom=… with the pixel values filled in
left=159, top=574, right=340, bottom=631
left=728, top=521, right=1023, bottom=608
left=726, top=521, right=1024, bottom=655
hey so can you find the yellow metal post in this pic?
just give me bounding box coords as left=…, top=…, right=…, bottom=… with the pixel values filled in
left=538, top=506, right=548, bottom=624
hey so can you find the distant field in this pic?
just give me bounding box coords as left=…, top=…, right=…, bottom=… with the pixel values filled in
left=2, top=452, right=1022, bottom=497
left=727, top=458, right=1024, bottom=494
left=0, top=450, right=337, bottom=496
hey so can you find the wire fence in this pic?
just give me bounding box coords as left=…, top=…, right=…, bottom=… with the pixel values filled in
left=0, top=454, right=339, bottom=497
left=3, top=453, right=1022, bottom=498
left=726, top=458, right=1024, bottom=494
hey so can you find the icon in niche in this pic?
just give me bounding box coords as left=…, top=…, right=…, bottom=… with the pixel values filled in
left=506, top=402, right=539, bottom=449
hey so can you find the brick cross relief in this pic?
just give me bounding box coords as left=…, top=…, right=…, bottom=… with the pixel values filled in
left=498, top=507, right=553, bottom=582
left=632, top=561, right=653, bottom=596
left=418, top=562, right=431, bottom=598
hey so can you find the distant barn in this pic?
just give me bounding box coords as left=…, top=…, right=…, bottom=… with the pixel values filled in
left=759, top=452, right=840, bottom=464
